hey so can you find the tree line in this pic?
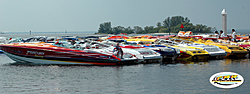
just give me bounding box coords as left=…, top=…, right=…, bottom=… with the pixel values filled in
left=98, top=16, right=215, bottom=34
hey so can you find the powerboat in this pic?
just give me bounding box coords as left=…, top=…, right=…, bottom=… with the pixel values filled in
left=204, top=40, right=248, bottom=58
left=142, top=44, right=180, bottom=61
left=187, top=38, right=248, bottom=58
left=120, top=45, right=162, bottom=63
left=0, top=42, right=141, bottom=65
left=184, top=44, right=227, bottom=59
left=0, top=47, right=2, bottom=53
left=122, top=40, right=180, bottom=61
left=171, top=46, right=209, bottom=61
left=156, top=39, right=209, bottom=61
left=0, top=37, right=8, bottom=53
left=172, top=39, right=227, bottom=59
left=98, top=40, right=162, bottom=63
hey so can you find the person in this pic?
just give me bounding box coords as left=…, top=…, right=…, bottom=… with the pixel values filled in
left=219, top=30, right=226, bottom=38
left=71, top=40, right=76, bottom=45
left=113, top=42, right=123, bottom=59
left=214, top=31, right=219, bottom=37
left=231, top=29, right=237, bottom=42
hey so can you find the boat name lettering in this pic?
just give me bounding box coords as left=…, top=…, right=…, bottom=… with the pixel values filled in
left=26, top=51, right=45, bottom=55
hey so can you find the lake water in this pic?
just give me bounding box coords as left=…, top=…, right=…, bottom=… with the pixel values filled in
left=0, top=53, right=250, bottom=94
left=0, top=31, right=250, bottom=93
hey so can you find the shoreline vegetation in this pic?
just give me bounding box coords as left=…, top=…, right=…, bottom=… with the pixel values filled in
left=98, top=16, right=215, bottom=35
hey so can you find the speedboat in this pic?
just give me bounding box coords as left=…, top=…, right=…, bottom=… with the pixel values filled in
left=120, top=45, right=162, bottom=63
left=53, top=41, right=144, bottom=64
left=8, top=37, right=24, bottom=43
left=157, top=39, right=209, bottom=61
left=170, top=46, right=209, bottom=61
left=123, top=40, right=180, bottom=61
left=142, top=44, right=180, bottom=61
left=0, top=37, right=8, bottom=53
left=172, top=39, right=227, bottom=59
left=0, top=42, right=140, bottom=65
left=0, top=44, right=2, bottom=53
left=188, top=38, right=248, bottom=58
left=125, top=38, right=157, bottom=43
left=0, top=47, right=2, bottom=53
left=184, top=44, right=227, bottom=59
left=230, top=40, right=250, bottom=54
left=204, top=40, right=248, bottom=58
left=98, top=40, right=162, bottom=63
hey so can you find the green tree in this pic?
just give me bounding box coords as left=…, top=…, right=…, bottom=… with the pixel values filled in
left=112, top=26, right=125, bottom=35
left=184, top=17, right=190, bottom=23
left=98, top=22, right=112, bottom=33
left=133, top=26, right=144, bottom=34
left=144, top=26, right=154, bottom=33
left=163, top=17, right=171, bottom=28
left=170, top=16, right=185, bottom=27
left=152, top=27, right=162, bottom=33
left=157, top=22, right=162, bottom=27
left=123, top=26, right=134, bottom=34
left=98, top=16, right=213, bottom=34
left=159, top=28, right=168, bottom=33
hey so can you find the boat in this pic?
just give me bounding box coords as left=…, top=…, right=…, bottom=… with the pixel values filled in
left=184, top=44, right=227, bottom=59
left=125, top=38, right=157, bottom=43
left=187, top=37, right=248, bottom=58
left=203, top=40, right=248, bottom=58
left=168, top=39, right=227, bottom=59
left=156, top=39, right=210, bottom=61
left=230, top=40, right=250, bottom=54
left=120, top=45, right=162, bottom=63
left=122, top=41, right=180, bottom=61
left=8, top=37, right=24, bottom=43
left=99, top=40, right=162, bottom=63
left=173, top=46, right=209, bottom=61
left=53, top=40, right=145, bottom=63
left=142, top=44, right=180, bottom=60
left=0, top=42, right=141, bottom=65
left=0, top=37, right=8, bottom=53
left=24, top=36, right=47, bottom=43
left=0, top=44, right=2, bottom=53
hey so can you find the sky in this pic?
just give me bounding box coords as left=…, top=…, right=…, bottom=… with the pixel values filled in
left=0, top=0, right=249, bottom=32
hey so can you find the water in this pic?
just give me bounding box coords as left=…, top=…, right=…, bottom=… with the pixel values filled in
left=1, top=29, right=249, bottom=38
left=0, top=31, right=100, bottom=38
left=0, top=53, right=250, bottom=94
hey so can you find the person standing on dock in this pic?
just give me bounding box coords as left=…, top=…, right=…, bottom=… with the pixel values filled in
left=231, top=29, right=237, bottom=42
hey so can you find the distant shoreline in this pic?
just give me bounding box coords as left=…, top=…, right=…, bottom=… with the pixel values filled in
left=0, top=30, right=249, bottom=38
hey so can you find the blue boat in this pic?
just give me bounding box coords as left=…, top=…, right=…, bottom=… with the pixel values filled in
left=143, top=44, right=180, bottom=61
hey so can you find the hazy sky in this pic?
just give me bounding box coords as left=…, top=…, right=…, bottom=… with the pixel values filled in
left=0, top=0, right=249, bottom=32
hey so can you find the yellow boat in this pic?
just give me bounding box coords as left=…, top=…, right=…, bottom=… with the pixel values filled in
left=181, top=38, right=248, bottom=58
left=203, top=40, right=248, bottom=58
left=125, top=38, right=157, bottom=42
left=162, top=44, right=209, bottom=61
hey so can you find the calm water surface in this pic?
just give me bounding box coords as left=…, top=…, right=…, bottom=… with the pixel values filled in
left=0, top=53, right=250, bottom=94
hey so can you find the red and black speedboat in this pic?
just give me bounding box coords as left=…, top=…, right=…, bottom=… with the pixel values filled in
left=0, top=43, right=132, bottom=65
